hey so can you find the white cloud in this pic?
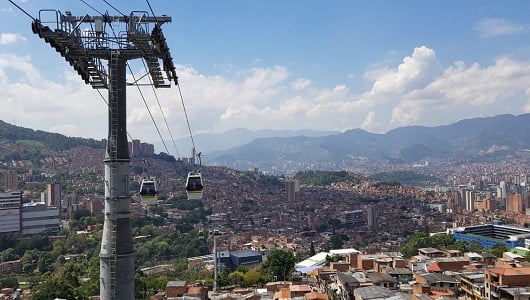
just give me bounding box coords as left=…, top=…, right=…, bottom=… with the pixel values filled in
left=0, top=54, right=106, bottom=138
left=474, top=18, right=526, bottom=37
left=388, top=56, right=530, bottom=128
left=0, top=7, right=14, bottom=14
left=291, top=78, right=311, bottom=90
left=49, top=124, right=78, bottom=136
left=360, top=111, right=382, bottom=132
left=0, top=33, right=26, bottom=45
left=4, top=44, right=530, bottom=151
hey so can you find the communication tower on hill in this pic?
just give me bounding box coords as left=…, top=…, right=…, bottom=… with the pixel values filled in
left=31, top=9, right=177, bottom=300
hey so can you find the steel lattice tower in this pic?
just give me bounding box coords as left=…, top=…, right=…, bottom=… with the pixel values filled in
left=31, top=9, right=177, bottom=300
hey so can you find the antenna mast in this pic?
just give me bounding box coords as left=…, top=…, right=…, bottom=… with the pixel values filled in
left=31, top=9, right=177, bottom=300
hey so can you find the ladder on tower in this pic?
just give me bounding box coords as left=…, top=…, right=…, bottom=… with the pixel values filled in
left=109, top=220, right=117, bottom=297
left=109, top=54, right=119, bottom=161
left=108, top=54, right=119, bottom=298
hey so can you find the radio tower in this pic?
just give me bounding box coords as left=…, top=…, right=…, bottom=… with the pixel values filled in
left=31, top=9, right=177, bottom=299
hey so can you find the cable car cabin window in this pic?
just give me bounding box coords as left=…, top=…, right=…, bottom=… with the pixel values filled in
left=186, top=177, right=203, bottom=191
left=140, top=182, right=157, bottom=195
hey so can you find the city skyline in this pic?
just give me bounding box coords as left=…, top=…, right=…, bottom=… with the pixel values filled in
left=2, top=1, right=530, bottom=160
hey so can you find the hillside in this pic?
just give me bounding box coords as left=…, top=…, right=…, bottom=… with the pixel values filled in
left=3, top=114, right=530, bottom=174
left=0, top=120, right=105, bottom=151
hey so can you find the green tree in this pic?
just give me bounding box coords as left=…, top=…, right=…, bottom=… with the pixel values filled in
left=467, top=241, right=484, bottom=253
left=31, top=277, right=76, bottom=300
left=1, top=248, right=17, bottom=262
left=228, top=271, right=244, bottom=287
left=261, top=250, right=295, bottom=281
left=0, top=275, right=18, bottom=289
left=310, top=241, right=316, bottom=256
left=243, top=269, right=261, bottom=287
left=490, top=243, right=509, bottom=258
left=329, top=235, right=344, bottom=250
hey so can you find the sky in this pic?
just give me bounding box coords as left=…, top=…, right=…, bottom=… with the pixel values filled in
left=2, top=0, right=530, bottom=155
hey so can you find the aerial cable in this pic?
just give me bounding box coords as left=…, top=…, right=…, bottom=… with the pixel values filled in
left=140, top=58, right=181, bottom=158
left=101, top=0, right=126, bottom=17
left=95, top=89, right=145, bottom=156
left=142, top=1, right=182, bottom=158
left=79, top=0, right=104, bottom=16
left=177, top=82, right=198, bottom=158
left=85, top=1, right=172, bottom=159
left=101, top=9, right=173, bottom=159
left=80, top=0, right=176, bottom=160
left=126, top=63, right=172, bottom=156
left=7, top=0, right=35, bottom=21
left=145, top=0, right=157, bottom=22
left=145, top=0, right=194, bottom=162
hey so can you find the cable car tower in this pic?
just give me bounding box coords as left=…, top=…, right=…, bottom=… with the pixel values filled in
left=31, top=9, right=177, bottom=300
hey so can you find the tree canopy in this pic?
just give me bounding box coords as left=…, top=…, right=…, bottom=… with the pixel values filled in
left=260, top=250, right=295, bottom=281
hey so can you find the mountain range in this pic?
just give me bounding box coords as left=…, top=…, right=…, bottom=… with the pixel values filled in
left=2, top=114, right=530, bottom=173
left=174, top=128, right=338, bottom=154
left=202, top=114, right=530, bottom=169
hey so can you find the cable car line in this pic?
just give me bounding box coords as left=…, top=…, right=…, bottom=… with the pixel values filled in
left=177, top=83, right=197, bottom=155
left=101, top=0, right=180, bottom=160
left=82, top=0, right=203, bottom=201
left=143, top=0, right=204, bottom=200
left=7, top=0, right=36, bottom=21
left=101, top=0, right=126, bottom=18
left=80, top=0, right=105, bottom=16
left=141, top=0, right=181, bottom=159
left=80, top=0, right=173, bottom=158
left=145, top=0, right=158, bottom=23
left=84, top=0, right=173, bottom=159
left=139, top=58, right=181, bottom=158
left=126, top=62, right=172, bottom=156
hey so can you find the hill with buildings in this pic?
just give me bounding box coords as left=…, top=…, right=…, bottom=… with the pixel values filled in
left=3, top=113, right=530, bottom=175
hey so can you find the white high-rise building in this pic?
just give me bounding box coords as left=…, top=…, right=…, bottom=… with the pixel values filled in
left=465, top=190, right=475, bottom=211
left=366, top=205, right=376, bottom=229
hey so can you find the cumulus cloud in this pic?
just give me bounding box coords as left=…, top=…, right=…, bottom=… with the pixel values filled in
left=4, top=43, right=530, bottom=150
left=0, top=54, right=106, bottom=138
left=291, top=78, right=311, bottom=90
left=49, top=124, right=79, bottom=136
left=360, top=111, right=382, bottom=132
left=0, top=33, right=26, bottom=45
left=474, top=18, right=526, bottom=37
left=389, top=56, right=530, bottom=128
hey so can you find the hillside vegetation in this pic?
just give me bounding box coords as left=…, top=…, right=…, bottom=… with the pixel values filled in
left=0, top=120, right=105, bottom=151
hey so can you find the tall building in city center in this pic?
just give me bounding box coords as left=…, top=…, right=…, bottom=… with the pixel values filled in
left=2, top=171, right=19, bottom=191
left=285, top=179, right=300, bottom=203
left=506, top=192, right=523, bottom=213
left=465, top=190, right=475, bottom=212
left=46, top=183, right=61, bottom=209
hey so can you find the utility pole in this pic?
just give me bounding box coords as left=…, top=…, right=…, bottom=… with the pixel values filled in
left=31, top=9, right=177, bottom=300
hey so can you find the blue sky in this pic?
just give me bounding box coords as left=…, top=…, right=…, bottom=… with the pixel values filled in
left=2, top=0, right=530, bottom=154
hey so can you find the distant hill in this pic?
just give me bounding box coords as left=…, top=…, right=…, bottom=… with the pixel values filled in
left=0, top=120, right=105, bottom=151
left=174, top=128, right=338, bottom=154
left=4, top=114, right=530, bottom=174
left=205, top=114, right=530, bottom=170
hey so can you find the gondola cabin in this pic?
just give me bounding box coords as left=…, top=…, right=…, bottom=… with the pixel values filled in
left=139, top=178, right=158, bottom=205
left=186, top=171, right=203, bottom=200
